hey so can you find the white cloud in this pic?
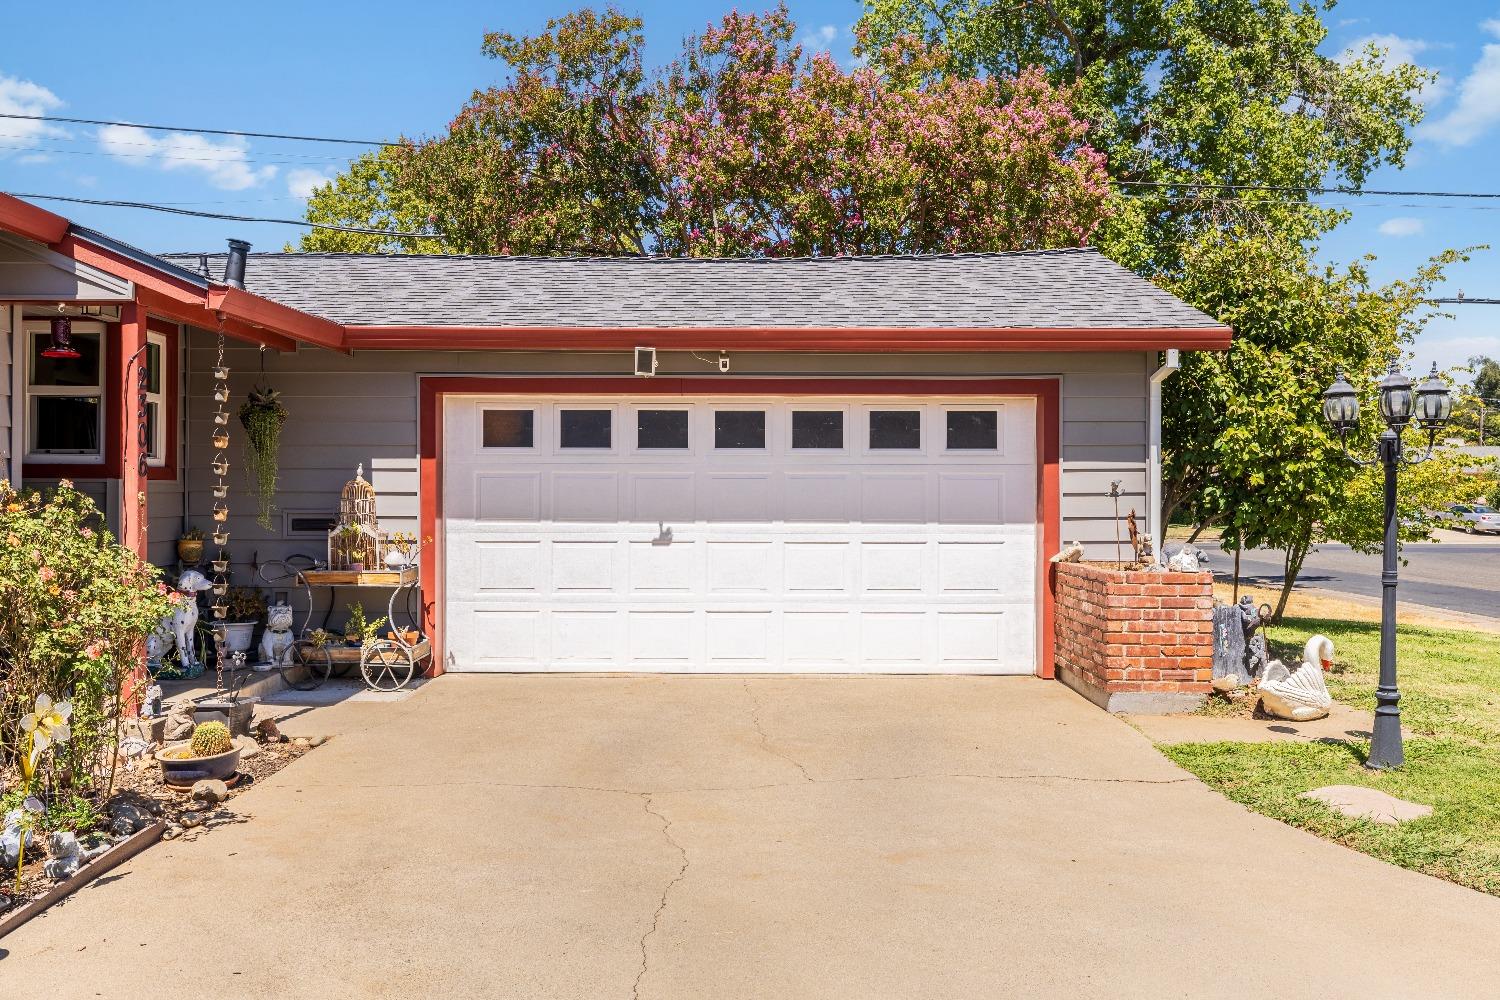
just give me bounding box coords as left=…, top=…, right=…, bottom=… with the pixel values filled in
left=0, top=72, right=66, bottom=157
left=1378, top=217, right=1424, bottom=237
left=1341, top=34, right=1450, bottom=107
left=800, top=24, right=838, bottom=50
left=286, top=167, right=335, bottom=198
left=98, top=124, right=276, bottom=190
left=1421, top=21, right=1500, bottom=146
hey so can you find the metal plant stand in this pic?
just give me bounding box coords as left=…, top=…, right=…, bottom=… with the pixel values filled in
left=358, top=572, right=430, bottom=691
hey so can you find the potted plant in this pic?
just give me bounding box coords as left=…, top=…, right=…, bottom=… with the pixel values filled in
left=239, top=385, right=288, bottom=532
left=333, top=522, right=367, bottom=571
left=220, top=586, right=267, bottom=654
left=177, top=527, right=205, bottom=564
left=156, top=720, right=241, bottom=784
left=344, top=602, right=387, bottom=647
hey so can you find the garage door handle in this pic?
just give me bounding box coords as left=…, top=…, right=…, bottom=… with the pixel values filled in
left=651, top=522, right=674, bottom=546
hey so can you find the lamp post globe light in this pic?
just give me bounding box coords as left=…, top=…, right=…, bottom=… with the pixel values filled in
left=1322, top=361, right=1453, bottom=769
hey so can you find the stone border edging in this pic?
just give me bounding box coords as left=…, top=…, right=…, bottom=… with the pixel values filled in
left=0, top=819, right=166, bottom=941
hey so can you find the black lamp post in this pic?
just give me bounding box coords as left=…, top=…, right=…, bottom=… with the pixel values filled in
left=1321, top=361, right=1453, bottom=769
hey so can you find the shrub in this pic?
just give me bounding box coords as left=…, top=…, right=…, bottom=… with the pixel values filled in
left=0, top=481, right=177, bottom=791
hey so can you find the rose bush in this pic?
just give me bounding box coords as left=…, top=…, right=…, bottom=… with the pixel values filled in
left=0, top=481, right=177, bottom=793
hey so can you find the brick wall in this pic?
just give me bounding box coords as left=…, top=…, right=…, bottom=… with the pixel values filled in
left=1053, top=562, right=1213, bottom=713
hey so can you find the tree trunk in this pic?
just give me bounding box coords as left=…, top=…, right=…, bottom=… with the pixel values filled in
left=1271, top=529, right=1313, bottom=622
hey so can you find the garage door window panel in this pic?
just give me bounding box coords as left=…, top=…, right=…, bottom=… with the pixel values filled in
left=945, top=410, right=999, bottom=451
left=482, top=409, right=535, bottom=449
left=637, top=408, right=691, bottom=450
left=869, top=409, right=922, bottom=451
left=791, top=409, right=845, bottom=451
left=715, top=409, right=767, bottom=450
left=560, top=409, right=613, bottom=449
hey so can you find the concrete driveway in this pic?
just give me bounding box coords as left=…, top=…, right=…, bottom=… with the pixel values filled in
left=6, top=676, right=1500, bottom=998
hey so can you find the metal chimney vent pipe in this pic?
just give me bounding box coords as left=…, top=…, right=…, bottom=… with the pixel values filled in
left=224, top=238, right=251, bottom=289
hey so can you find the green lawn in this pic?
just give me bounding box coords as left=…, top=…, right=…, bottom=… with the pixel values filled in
left=1163, top=614, right=1500, bottom=895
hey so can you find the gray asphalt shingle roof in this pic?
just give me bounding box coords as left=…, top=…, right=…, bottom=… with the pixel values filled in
left=158, top=247, right=1223, bottom=330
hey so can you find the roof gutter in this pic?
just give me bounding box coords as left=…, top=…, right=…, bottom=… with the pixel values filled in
left=1148, top=349, right=1181, bottom=566
left=343, top=324, right=1233, bottom=352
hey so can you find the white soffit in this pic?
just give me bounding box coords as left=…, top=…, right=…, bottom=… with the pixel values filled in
left=0, top=232, right=134, bottom=302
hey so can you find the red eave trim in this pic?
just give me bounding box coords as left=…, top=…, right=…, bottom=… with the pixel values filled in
left=0, top=192, right=69, bottom=244
left=207, top=286, right=348, bottom=353
left=348, top=325, right=1232, bottom=352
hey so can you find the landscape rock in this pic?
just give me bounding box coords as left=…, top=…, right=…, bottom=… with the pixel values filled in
left=1301, top=785, right=1433, bottom=825
left=309, top=735, right=328, bottom=748
left=106, top=794, right=156, bottom=836
left=255, top=717, right=285, bottom=743
left=179, top=811, right=205, bottom=829
left=191, top=779, right=229, bottom=804
left=43, top=831, right=84, bottom=880
left=164, top=710, right=195, bottom=742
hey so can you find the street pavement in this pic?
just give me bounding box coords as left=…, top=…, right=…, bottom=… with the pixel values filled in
left=1183, top=532, right=1500, bottom=618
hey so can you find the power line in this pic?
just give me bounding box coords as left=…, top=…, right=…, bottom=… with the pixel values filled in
left=3, top=190, right=646, bottom=256
left=1118, top=180, right=1500, bottom=200
left=0, top=112, right=389, bottom=147
left=8, top=191, right=436, bottom=239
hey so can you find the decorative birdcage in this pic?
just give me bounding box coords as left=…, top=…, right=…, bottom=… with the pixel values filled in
left=328, top=464, right=384, bottom=570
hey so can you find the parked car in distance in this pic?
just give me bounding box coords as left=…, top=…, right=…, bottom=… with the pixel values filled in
left=1445, top=504, right=1500, bottom=534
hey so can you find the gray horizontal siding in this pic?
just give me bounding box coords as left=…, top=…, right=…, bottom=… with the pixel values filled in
left=179, top=330, right=1149, bottom=577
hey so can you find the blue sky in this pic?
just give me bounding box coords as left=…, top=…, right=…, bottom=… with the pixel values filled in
left=0, top=1, right=1496, bottom=373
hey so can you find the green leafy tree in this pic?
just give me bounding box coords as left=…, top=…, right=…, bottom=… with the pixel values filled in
left=299, top=146, right=443, bottom=253
left=1448, top=355, right=1500, bottom=443
left=298, top=6, right=1113, bottom=256
left=858, top=0, right=1473, bottom=594
left=1163, top=231, right=1473, bottom=617
left=857, top=0, right=1434, bottom=271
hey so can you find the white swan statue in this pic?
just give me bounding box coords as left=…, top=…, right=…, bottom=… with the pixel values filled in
left=1258, top=635, right=1335, bottom=722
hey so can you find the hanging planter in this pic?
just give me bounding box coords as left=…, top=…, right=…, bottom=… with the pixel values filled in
left=238, top=385, right=288, bottom=532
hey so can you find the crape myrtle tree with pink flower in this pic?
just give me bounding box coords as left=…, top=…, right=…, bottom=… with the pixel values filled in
left=299, top=6, right=1113, bottom=255
left=0, top=481, right=177, bottom=806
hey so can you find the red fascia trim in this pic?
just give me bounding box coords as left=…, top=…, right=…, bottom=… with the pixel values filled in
left=207, top=286, right=347, bottom=353
left=418, top=375, right=1063, bottom=679
left=0, top=192, right=69, bottom=244
left=137, top=288, right=298, bottom=354
left=351, top=325, right=1231, bottom=352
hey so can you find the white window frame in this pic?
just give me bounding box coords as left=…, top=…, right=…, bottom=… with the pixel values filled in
left=24, top=319, right=107, bottom=465
left=144, top=330, right=167, bottom=467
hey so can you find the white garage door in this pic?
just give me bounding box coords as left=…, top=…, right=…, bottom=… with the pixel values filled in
left=443, top=394, right=1037, bottom=673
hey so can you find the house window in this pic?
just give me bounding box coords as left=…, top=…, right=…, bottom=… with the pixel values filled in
left=27, top=325, right=104, bottom=461
left=482, top=409, right=534, bottom=448
left=559, top=409, right=612, bottom=448
left=144, top=332, right=167, bottom=466
left=714, top=410, right=765, bottom=449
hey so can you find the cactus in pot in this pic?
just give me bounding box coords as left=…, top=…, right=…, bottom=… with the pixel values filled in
left=190, top=721, right=234, bottom=758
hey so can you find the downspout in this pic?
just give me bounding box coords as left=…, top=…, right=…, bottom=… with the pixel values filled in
left=1148, top=349, right=1180, bottom=565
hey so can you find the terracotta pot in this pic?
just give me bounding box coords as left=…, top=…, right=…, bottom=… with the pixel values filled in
left=177, top=539, right=204, bottom=564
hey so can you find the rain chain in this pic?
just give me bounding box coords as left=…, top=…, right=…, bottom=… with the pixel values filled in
left=209, top=324, right=232, bottom=693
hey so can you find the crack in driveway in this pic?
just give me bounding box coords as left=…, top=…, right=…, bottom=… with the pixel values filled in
left=634, top=795, right=689, bottom=1000
left=742, top=679, right=814, bottom=782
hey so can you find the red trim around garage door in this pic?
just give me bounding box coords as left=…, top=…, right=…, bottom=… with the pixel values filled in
left=418, top=377, right=1062, bottom=679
